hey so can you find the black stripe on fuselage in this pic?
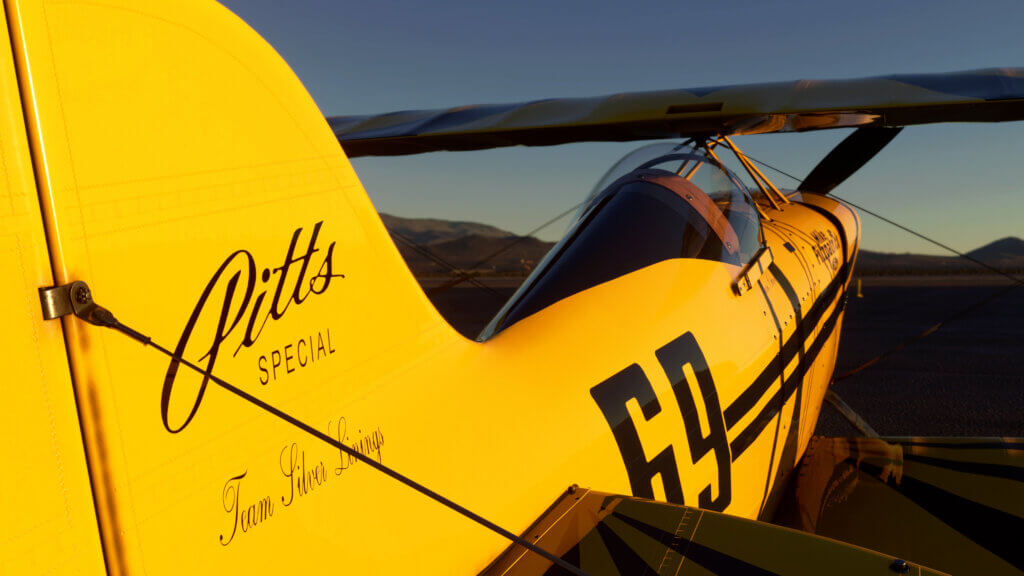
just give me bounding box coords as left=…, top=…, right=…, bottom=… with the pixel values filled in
left=723, top=263, right=807, bottom=428
left=730, top=292, right=844, bottom=457
left=723, top=198, right=852, bottom=458
left=727, top=258, right=850, bottom=459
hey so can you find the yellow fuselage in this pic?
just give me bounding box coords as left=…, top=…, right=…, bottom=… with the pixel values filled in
left=0, top=1, right=859, bottom=573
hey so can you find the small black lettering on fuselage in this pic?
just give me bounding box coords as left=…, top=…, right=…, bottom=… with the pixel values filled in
left=280, top=443, right=330, bottom=507
left=810, top=229, right=840, bottom=272
left=257, top=328, right=337, bottom=384
left=219, top=472, right=274, bottom=546
left=330, top=417, right=385, bottom=476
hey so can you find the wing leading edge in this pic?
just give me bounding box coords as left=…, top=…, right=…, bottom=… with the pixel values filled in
left=331, top=68, right=1024, bottom=157
left=483, top=488, right=947, bottom=575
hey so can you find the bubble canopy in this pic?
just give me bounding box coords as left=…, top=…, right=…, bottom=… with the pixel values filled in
left=484, top=144, right=764, bottom=336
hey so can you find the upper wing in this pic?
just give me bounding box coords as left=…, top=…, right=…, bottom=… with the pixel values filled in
left=330, top=68, right=1024, bottom=157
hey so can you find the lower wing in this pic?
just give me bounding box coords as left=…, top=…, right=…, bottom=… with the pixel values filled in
left=481, top=487, right=946, bottom=575
left=773, top=436, right=1024, bottom=575
left=484, top=436, right=1022, bottom=575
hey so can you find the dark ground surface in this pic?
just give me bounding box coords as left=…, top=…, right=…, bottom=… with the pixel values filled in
left=424, top=278, right=1024, bottom=437
left=820, top=282, right=1024, bottom=436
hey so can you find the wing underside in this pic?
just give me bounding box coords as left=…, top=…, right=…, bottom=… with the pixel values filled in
left=483, top=488, right=946, bottom=576
left=486, top=435, right=1023, bottom=576
left=772, top=436, right=1024, bottom=575
left=331, top=68, right=1024, bottom=157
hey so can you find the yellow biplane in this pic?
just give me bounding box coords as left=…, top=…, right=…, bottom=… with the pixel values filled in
left=3, top=1, right=1021, bottom=574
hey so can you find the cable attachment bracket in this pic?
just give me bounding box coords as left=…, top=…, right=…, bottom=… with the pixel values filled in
left=38, top=281, right=150, bottom=344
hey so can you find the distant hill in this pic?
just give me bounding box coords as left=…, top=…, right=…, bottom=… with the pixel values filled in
left=857, top=236, right=1024, bottom=275
left=382, top=213, right=555, bottom=276
left=382, top=213, right=1023, bottom=277
left=380, top=213, right=511, bottom=245
left=397, top=234, right=555, bottom=276
left=966, top=237, right=1024, bottom=267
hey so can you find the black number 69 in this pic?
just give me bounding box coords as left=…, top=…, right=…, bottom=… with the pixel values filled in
left=590, top=332, right=732, bottom=510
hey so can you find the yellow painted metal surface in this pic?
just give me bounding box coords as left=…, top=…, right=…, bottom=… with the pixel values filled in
left=0, top=1, right=104, bottom=572
left=1, top=1, right=858, bottom=573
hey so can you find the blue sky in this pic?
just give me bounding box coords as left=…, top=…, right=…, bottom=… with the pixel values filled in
left=222, top=0, right=1024, bottom=254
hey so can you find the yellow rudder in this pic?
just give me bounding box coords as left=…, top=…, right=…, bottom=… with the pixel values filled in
left=6, top=0, right=453, bottom=572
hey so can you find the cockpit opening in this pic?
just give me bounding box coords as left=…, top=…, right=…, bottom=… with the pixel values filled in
left=482, top=144, right=765, bottom=337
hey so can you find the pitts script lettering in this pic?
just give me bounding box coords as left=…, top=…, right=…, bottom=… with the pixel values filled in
left=162, top=221, right=344, bottom=433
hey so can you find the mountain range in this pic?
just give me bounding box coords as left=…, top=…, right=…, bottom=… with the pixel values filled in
left=858, top=236, right=1024, bottom=275
left=382, top=213, right=555, bottom=276
left=382, top=213, right=1024, bottom=278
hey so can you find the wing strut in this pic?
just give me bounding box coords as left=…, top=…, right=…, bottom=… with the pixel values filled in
left=718, top=136, right=790, bottom=209
left=824, top=390, right=880, bottom=437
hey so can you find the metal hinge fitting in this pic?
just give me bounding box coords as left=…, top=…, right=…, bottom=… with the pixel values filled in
left=39, top=281, right=119, bottom=328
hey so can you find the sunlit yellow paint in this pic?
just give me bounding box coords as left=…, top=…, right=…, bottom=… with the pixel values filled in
left=0, top=1, right=858, bottom=573
left=0, top=1, right=104, bottom=571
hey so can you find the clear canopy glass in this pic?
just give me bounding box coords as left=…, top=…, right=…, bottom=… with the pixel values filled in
left=484, top=143, right=766, bottom=336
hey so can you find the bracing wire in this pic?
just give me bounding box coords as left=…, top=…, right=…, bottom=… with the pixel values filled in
left=387, top=202, right=584, bottom=300
left=743, top=150, right=1024, bottom=380
left=829, top=195, right=1023, bottom=287
left=390, top=230, right=509, bottom=300
left=426, top=201, right=585, bottom=294
left=80, top=305, right=592, bottom=576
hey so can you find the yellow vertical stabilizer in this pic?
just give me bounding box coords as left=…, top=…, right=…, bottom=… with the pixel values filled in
left=5, top=0, right=453, bottom=572
left=0, top=1, right=104, bottom=572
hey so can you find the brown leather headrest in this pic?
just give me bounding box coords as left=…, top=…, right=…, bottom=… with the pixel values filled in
left=642, top=173, right=740, bottom=256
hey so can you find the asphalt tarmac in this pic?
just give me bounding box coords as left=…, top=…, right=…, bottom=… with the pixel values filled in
left=820, top=281, right=1024, bottom=437
left=424, top=277, right=1024, bottom=437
